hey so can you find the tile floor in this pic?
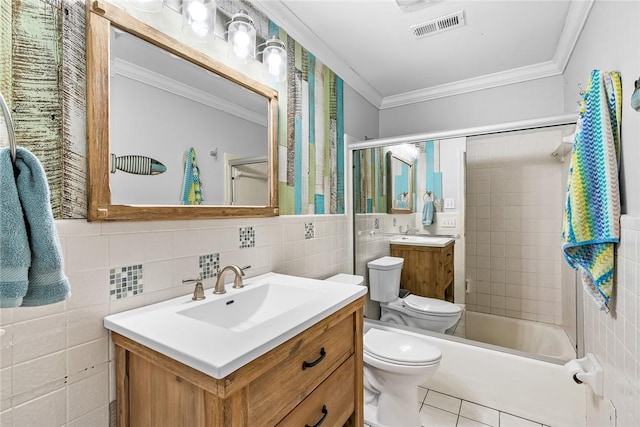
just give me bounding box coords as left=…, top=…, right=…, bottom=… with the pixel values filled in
left=366, top=387, right=550, bottom=427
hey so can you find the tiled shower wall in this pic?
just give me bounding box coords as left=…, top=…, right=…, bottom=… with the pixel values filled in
left=0, top=215, right=348, bottom=426
left=465, top=128, right=565, bottom=325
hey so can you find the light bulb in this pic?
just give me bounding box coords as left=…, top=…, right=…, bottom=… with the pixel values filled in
left=187, top=1, right=207, bottom=22
left=181, top=0, right=216, bottom=41
left=267, top=52, right=282, bottom=76
left=233, top=29, right=250, bottom=59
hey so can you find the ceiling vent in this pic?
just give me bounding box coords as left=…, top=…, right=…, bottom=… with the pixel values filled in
left=411, top=10, right=466, bottom=39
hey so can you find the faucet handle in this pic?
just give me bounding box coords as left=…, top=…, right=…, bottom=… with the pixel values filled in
left=183, top=277, right=205, bottom=301
left=239, top=265, right=251, bottom=275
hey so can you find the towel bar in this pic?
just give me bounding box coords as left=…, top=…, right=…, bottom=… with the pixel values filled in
left=0, top=91, right=16, bottom=163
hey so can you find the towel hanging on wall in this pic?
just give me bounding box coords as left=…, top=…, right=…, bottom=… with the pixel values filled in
left=0, top=147, right=70, bottom=307
left=181, top=147, right=204, bottom=205
left=562, top=70, right=622, bottom=312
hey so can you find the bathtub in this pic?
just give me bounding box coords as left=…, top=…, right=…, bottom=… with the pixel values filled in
left=364, top=320, right=586, bottom=427
left=464, top=311, right=576, bottom=361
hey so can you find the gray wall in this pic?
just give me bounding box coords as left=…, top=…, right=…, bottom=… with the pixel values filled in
left=344, top=84, right=380, bottom=141
left=379, top=76, right=565, bottom=137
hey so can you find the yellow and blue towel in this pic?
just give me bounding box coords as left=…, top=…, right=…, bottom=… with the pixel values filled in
left=562, top=70, right=622, bottom=312
left=181, top=147, right=203, bottom=205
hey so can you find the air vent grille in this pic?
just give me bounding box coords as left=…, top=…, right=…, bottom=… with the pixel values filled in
left=411, top=10, right=466, bottom=39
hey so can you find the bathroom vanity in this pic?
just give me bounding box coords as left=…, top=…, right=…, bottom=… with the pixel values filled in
left=105, top=273, right=366, bottom=427
left=390, top=238, right=455, bottom=302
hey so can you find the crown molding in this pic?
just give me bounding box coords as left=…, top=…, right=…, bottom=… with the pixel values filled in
left=380, top=60, right=562, bottom=109
left=553, top=0, right=594, bottom=72
left=253, top=0, right=593, bottom=111
left=111, top=58, right=268, bottom=127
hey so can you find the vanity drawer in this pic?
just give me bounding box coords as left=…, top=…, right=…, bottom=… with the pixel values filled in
left=247, top=315, right=355, bottom=426
left=276, top=356, right=355, bottom=427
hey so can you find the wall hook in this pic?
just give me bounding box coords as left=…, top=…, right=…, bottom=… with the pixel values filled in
left=209, top=148, right=218, bottom=160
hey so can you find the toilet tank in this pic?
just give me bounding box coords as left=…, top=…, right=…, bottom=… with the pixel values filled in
left=367, top=256, right=403, bottom=302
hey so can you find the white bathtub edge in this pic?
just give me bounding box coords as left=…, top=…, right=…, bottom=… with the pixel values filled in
left=365, top=320, right=587, bottom=427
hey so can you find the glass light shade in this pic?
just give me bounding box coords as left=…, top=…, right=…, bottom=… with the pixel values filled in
left=262, top=36, right=287, bottom=82
left=227, top=10, right=256, bottom=63
left=182, top=0, right=217, bottom=41
left=128, top=0, right=163, bottom=13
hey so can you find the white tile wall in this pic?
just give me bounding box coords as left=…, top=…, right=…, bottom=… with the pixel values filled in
left=0, top=215, right=349, bottom=426
left=584, top=215, right=640, bottom=427
left=465, top=128, right=565, bottom=325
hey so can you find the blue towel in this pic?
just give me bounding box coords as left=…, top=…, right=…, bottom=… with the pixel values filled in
left=0, top=147, right=70, bottom=307
left=0, top=148, right=30, bottom=307
left=422, top=200, right=434, bottom=225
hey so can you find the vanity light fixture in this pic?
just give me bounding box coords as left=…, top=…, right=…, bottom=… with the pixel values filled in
left=227, top=9, right=257, bottom=63
left=261, top=36, right=287, bottom=82
left=181, top=0, right=217, bottom=41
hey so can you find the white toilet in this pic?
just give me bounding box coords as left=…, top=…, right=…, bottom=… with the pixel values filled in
left=363, top=327, right=441, bottom=427
left=325, top=274, right=443, bottom=427
left=368, top=256, right=462, bottom=334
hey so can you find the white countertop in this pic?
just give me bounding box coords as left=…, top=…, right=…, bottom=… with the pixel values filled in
left=390, top=235, right=454, bottom=247
left=104, top=272, right=366, bottom=379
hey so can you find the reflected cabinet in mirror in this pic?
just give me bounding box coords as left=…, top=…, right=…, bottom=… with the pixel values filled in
left=86, top=1, right=278, bottom=221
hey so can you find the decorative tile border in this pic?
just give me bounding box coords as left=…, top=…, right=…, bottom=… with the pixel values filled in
left=305, top=222, right=315, bottom=239
left=109, top=264, right=143, bottom=300
left=199, top=253, right=220, bottom=279
left=239, top=226, right=256, bottom=249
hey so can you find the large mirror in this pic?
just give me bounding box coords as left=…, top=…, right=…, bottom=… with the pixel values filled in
left=86, top=1, right=278, bottom=221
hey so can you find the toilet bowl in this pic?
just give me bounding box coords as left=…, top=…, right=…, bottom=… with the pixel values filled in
left=380, top=294, right=462, bottom=334
left=363, top=328, right=441, bottom=427
left=368, top=256, right=462, bottom=334
left=324, top=274, right=443, bottom=427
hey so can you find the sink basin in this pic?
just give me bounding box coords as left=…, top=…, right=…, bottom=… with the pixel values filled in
left=390, top=235, right=454, bottom=247
left=104, top=272, right=366, bottom=378
left=177, top=282, right=318, bottom=332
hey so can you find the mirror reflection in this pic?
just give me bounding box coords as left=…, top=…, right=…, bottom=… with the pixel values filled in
left=86, top=2, right=279, bottom=221
left=354, top=126, right=578, bottom=363
left=109, top=28, right=269, bottom=206
left=386, top=152, right=414, bottom=214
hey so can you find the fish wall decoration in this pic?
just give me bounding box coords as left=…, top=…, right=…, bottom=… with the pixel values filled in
left=110, top=153, right=167, bottom=175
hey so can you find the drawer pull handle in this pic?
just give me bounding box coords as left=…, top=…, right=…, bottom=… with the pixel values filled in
left=302, top=347, right=326, bottom=370
left=305, top=405, right=328, bottom=427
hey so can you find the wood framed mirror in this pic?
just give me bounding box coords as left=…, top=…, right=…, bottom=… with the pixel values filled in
left=86, top=1, right=279, bottom=221
left=386, top=151, right=414, bottom=214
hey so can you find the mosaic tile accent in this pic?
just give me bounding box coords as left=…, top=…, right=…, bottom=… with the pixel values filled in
left=109, top=264, right=143, bottom=300
left=305, top=222, right=315, bottom=239
left=239, top=226, right=256, bottom=249
left=199, top=253, right=220, bottom=279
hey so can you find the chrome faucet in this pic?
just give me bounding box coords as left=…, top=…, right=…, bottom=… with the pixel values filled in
left=213, top=265, right=251, bottom=294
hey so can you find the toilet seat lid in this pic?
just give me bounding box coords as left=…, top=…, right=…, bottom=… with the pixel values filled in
left=367, top=256, right=404, bottom=271
left=364, top=329, right=441, bottom=365
left=403, top=295, right=462, bottom=316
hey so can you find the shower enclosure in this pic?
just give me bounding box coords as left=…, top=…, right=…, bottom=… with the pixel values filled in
left=350, top=117, right=581, bottom=361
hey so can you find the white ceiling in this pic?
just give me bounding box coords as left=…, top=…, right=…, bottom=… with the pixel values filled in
left=255, top=0, right=594, bottom=109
